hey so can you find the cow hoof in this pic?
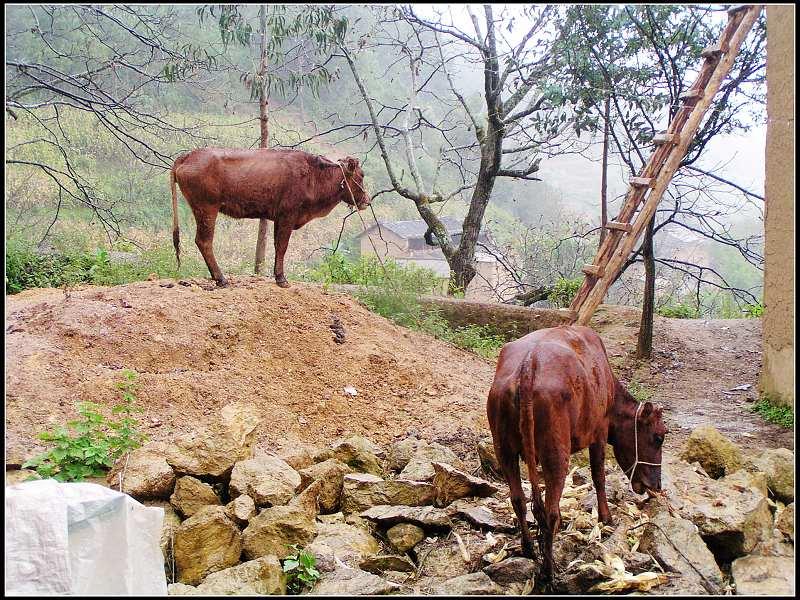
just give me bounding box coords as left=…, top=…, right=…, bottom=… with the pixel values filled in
left=216, top=279, right=230, bottom=288
left=275, top=277, right=290, bottom=288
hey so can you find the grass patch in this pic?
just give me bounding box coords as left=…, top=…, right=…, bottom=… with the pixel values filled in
left=627, top=379, right=655, bottom=403
left=751, top=395, right=793, bottom=428
left=656, top=303, right=699, bottom=319
left=304, top=252, right=506, bottom=359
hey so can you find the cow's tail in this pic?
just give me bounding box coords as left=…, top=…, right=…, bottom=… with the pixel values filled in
left=518, top=351, right=545, bottom=514
left=170, top=166, right=181, bottom=270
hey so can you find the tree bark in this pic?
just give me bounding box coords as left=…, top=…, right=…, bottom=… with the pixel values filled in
left=636, top=216, right=656, bottom=359
left=254, top=4, right=270, bottom=275
left=599, top=96, right=610, bottom=247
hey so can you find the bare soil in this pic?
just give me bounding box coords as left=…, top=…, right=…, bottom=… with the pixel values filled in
left=4, top=278, right=791, bottom=467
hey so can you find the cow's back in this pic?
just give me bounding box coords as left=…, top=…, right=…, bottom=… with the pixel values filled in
left=490, top=325, right=615, bottom=455
left=173, top=148, right=320, bottom=217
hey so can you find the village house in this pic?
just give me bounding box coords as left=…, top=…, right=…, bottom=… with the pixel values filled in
left=356, top=217, right=507, bottom=301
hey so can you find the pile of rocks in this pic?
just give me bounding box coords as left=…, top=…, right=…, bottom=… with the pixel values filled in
left=101, top=403, right=794, bottom=596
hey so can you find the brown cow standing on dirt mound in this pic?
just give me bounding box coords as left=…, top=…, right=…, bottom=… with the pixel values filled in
left=170, top=148, right=370, bottom=288
left=487, top=325, right=667, bottom=583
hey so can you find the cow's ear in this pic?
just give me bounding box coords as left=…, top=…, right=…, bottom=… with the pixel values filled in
left=316, top=156, right=339, bottom=169
left=640, top=401, right=654, bottom=419
left=346, top=157, right=360, bottom=172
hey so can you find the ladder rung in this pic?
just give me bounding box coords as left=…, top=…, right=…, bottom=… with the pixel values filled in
left=605, top=221, right=632, bottom=232
left=629, top=177, right=654, bottom=188
left=727, top=5, right=749, bottom=15
left=653, top=133, right=678, bottom=145
left=681, top=89, right=704, bottom=102
left=582, top=264, right=604, bottom=278
left=701, top=44, right=723, bottom=59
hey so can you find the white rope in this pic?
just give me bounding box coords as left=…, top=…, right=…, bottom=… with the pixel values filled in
left=623, top=402, right=661, bottom=494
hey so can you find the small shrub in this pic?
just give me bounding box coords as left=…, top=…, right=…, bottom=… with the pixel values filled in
left=656, top=303, right=699, bottom=319
left=743, top=302, right=764, bottom=318
left=22, top=369, right=148, bottom=481
left=547, top=277, right=582, bottom=308
left=751, top=395, right=793, bottom=428
left=282, top=545, right=321, bottom=594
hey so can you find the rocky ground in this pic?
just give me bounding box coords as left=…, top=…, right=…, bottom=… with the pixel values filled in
left=8, top=405, right=793, bottom=595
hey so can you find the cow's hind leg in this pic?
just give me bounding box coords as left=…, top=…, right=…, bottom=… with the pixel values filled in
left=589, top=440, right=613, bottom=525
left=538, top=435, right=570, bottom=583
left=494, top=438, right=535, bottom=559
left=520, top=404, right=547, bottom=557
left=273, top=220, right=293, bottom=288
left=193, top=206, right=228, bottom=287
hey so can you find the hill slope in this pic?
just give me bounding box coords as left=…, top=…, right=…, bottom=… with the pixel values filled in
left=5, top=277, right=495, bottom=463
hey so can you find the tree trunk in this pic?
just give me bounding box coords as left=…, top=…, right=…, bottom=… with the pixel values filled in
left=254, top=4, right=270, bottom=275
left=599, top=96, right=610, bottom=247
left=636, top=216, right=656, bottom=359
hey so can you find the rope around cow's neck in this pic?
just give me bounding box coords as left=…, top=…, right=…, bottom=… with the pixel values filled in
left=623, top=401, right=662, bottom=494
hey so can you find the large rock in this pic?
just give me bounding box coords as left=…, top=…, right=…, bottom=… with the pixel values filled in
left=298, top=458, right=352, bottom=513
left=638, top=510, right=724, bottom=595
left=431, top=572, right=501, bottom=595
left=775, top=502, right=794, bottom=542
left=432, top=462, right=499, bottom=507
left=229, top=455, right=301, bottom=507
left=386, top=523, right=425, bottom=553
left=198, top=556, right=285, bottom=595
left=311, top=567, right=401, bottom=595
left=386, top=437, right=428, bottom=472
left=397, top=443, right=463, bottom=482
left=341, top=473, right=435, bottom=513
left=225, top=494, right=257, bottom=526
left=173, top=506, right=242, bottom=585
left=679, top=426, right=744, bottom=479
left=170, top=476, right=221, bottom=518
left=664, top=457, right=773, bottom=562
left=447, top=500, right=515, bottom=533
left=278, top=446, right=316, bottom=471
left=241, top=504, right=317, bottom=561
left=144, top=500, right=182, bottom=568
left=731, top=555, right=795, bottom=596
left=359, top=554, right=416, bottom=574
left=307, top=521, right=380, bottom=572
left=360, top=505, right=453, bottom=531
left=482, top=557, right=537, bottom=585
left=476, top=439, right=501, bottom=477
left=166, top=402, right=261, bottom=478
left=316, top=436, right=384, bottom=476
left=106, top=444, right=176, bottom=499
left=749, top=447, right=794, bottom=503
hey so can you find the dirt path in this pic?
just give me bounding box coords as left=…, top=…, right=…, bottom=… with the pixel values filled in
left=4, top=280, right=791, bottom=468
left=592, top=307, right=793, bottom=455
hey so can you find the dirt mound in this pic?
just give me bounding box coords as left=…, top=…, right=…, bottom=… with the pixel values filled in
left=5, top=277, right=495, bottom=464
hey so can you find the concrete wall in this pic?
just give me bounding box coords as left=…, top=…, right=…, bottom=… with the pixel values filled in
left=761, top=5, right=795, bottom=408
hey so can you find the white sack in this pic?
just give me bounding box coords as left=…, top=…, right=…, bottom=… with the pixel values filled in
left=5, top=479, right=167, bottom=595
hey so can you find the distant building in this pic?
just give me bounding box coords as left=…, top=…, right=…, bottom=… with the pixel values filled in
left=356, top=217, right=505, bottom=301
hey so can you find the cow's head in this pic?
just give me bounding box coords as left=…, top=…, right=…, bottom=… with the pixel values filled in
left=609, top=379, right=668, bottom=494
left=337, top=156, right=370, bottom=210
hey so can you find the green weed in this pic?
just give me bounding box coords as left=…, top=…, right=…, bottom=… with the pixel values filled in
left=751, top=395, right=793, bottom=428
left=22, top=369, right=148, bottom=481
left=547, top=277, right=582, bottom=308
left=282, top=546, right=321, bottom=594
left=627, top=379, right=655, bottom=403
left=656, top=303, right=699, bottom=319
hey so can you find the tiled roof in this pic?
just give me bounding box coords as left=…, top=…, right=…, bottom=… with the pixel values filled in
left=368, top=217, right=463, bottom=239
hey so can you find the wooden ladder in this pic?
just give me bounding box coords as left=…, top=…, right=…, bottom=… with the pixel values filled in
left=568, top=4, right=763, bottom=325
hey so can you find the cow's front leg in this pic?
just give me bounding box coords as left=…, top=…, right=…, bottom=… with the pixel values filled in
left=193, top=207, right=228, bottom=287
left=589, top=441, right=613, bottom=525
left=273, top=220, right=293, bottom=288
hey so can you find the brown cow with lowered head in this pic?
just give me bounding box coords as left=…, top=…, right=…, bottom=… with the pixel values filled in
left=487, top=325, right=667, bottom=582
left=170, top=147, right=370, bottom=288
